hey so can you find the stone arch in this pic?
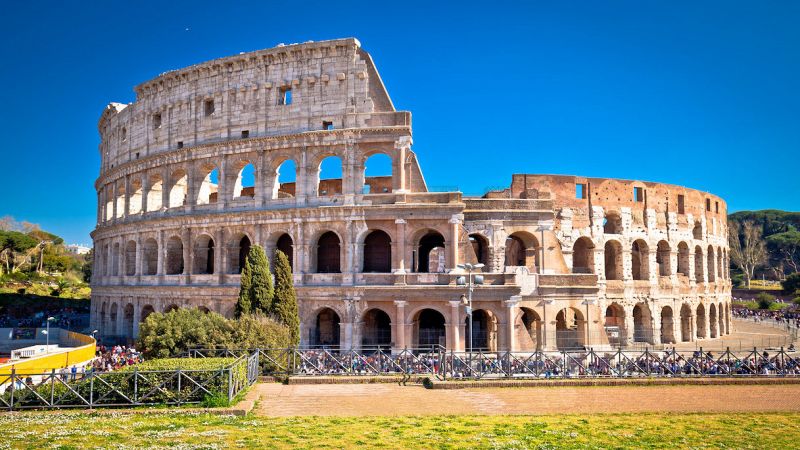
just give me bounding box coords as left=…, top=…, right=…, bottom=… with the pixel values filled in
left=709, top=303, right=718, bottom=338
left=141, top=305, right=155, bottom=323
left=168, top=169, right=188, bottom=208
left=362, top=152, right=393, bottom=194
left=363, top=230, right=392, bottom=273
left=417, top=230, right=446, bottom=273
left=193, top=234, right=215, bottom=274
left=555, top=307, right=585, bottom=350
left=272, top=159, right=297, bottom=199
left=660, top=306, right=675, bottom=344
left=361, top=308, right=392, bottom=348
left=111, top=242, right=121, bottom=276
left=413, top=308, right=446, bottom=348
left=317, top=155, right=343, bottom=196
left=99, top=301, right=107, bottom=335
left=603, top=212, right=622, bottom=234
left=656, top=240, right=671, bottom=276
left=680, top=303, right=693, bottom=342
left=572, top=236, right=595, bottom=274
left=707, top=245, right=716, bottom=282
left=696, top=303, right=706, bottom=339
left=275, top=233, right=294, bottom=270
left=142, top=238, right=158, bottom=275
left=146, top=173, right=163, bottom=211
left=196, top=165, right=219, bottom=205
left=631, top=239, right=650, bottom=281
left=604, top=240, right=623, bottom=280
left=129, top=178, right=143, bottom=214
left=314, top=231, right=341, bottom=273
left=517, top=308, right=542, bottom=351
left=468, top=233, right=490, bottom=266
left=165, top=236, right=184, bottom=275
left=164, top=304, right=179, bottom=313
left=233, top=161, right=256, bottom=199
left=312, top=307, right=341, bottom=347
left=677, top=241, right=691, bottom=277
left=604, top=302, right=626, bottom=345
left=693, top=221, right=703, bottom=240
left=632, top=302, right=653, bottom=343
left=125, top=240, right=137, bottom=276
left=465, top=308, right=498, bottom=351
left=197, top=306, right=211, bottom=314
left=505, top=231, right=539, bottom=271
left=109, top=302, right=119, bottom=336
left=694, top=245, right=704, bottom=283
left=229, top=234, right=252, bottom=274
left=124, top=303, right=135, bottom=338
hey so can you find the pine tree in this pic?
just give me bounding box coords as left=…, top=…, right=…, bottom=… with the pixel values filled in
left=272, top=249, right=300, bottom=346
left=248, top=244, right=274, bottom=314
left=235, top=256, right=253, bottom=317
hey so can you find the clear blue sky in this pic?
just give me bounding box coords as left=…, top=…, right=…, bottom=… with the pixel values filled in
left=1, top=1, right=798, bottom=245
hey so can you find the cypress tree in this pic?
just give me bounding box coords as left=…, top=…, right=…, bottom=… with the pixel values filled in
left=272, top=249, right=300, bottom=346
left=248, top=244, right=274, bottom=314
left=235, top=257, right=253, bottom=317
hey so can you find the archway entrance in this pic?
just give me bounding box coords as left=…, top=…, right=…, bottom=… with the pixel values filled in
left=660, top=306, right=675, bottom=344
left=363, top=230, right=391, bottom=273
left=680, top=304, right=693, bottom=342
left=276, top=233, right=293, bottom=269
left=696, top=304, right=706, bottom=339
left=317, top=232, right=341, bottom=273
left=312, top=308, right=340, bottom=347
left=417, top=231, right=445, bottom=273
left=632, top=303, right=653, bottom=343
left=555, top=308, right=585, bottom=350
left=517, top=308, right=542, bottom=351
left=361, top=309, right=391, bottom=348
left=604, top=303, right=626, bottom=346
left=124, top=303, right=134, bottom=338
left=709, top=303, right=718, bottom=338
left=465, top=309, right=497, bottom=351
left=415, top=309, right=445, bottom=348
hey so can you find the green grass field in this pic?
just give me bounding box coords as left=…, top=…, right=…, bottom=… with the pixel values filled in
left=1, top=411, right=798, bottom=449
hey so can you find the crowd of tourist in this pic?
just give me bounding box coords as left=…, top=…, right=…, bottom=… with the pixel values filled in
left=732, top=306, right=800, bottom=329
left=90, top=345, right=143, bottom=372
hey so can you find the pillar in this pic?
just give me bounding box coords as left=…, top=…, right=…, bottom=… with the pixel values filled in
left=393, top=300, right=407, bottom=352
left=448, top=215, right=460, bottom=271
left=132, top=301, right=142, bottom=338
left=449, top=300, right=462, bottom=351
left=394, top=219, right=407, bottom=275
left=505, top=296, right=521, bottom=352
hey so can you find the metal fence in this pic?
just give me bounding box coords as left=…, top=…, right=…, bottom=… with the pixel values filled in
left=184, top=346, right=800, bottom=380
left=0, top=353, right=259, bottom=411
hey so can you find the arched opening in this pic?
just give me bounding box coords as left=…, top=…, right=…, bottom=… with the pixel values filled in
left=603, top=213, right=622, bottom=234
left=197, top=166, right=219, bottom=205
left=233, top=163, right=255, bottom=199
left=505, top=232, right=539, bottom=271
left=146, top=174, right=163, bottom=211
left=129, top=179, right=143, bottom=215
left=694, top=246, right=704, bottom=283
left=572, top=237, right=595, bottom=274
left=680, top=304, right=692, bottom=342
left=165, top=236, right=184, bottom=275
left=312, top=308, right=340, bottom=347
left=363, top=230, right=391, bottom=273
left=414, top=308, right=446, bottom=348
left=707, top=245, right=716, bottom=282
left=124, top=303, right=134, bottom=338
left=230, top=235, right=251, bottom=274
left=104, top=188, right=114, bottom=221
left=632, top=303, right=653, bottom=343
left=111, top=243, right=120, bottom=276
left=660, top=306, right=675, bottom=344
left=317, top=156, right=343, bottom=196
left=99, top=302, right=107, bottom=335
left=272, top=159, right=297, bottom=199
left=193, top=234, right=215, bottom=274
left=164, top=304, right=179, bottom=313
left=465, top=309, right=497, bottom=351
left=517, top=308, right=542, bottom=351
left=142, top=238, right=158, bottom=276
left=316, top=231, right=341, bottom=273
left=109, top=303, right=118, bottom=336
left=363, top=153, right=393, bottom=194
left=361, top=309, right=391, bottom=348
left=141, top=305, right=155, bottom=323
left=125, top=240, right=137, bottom=276
left=604, top=303, right=626, bottom=346
left=556, top=308, right=585, bottom=350
left=631, top=240, right=649, bottom=281
left=604, top=240, right=623, bottom=280
left=168, top=169, right=188, bottom=208
left=656, top=240, right=671, bottom=276
left=115, top=183, right=126, bottom=219
left=468, top=234, right=489, bottom=266
left=709, top=303, right=718, bottom=338
left=198, top=306, right=211, bottom=314
left=692, top=221, right=703, bottom=240
left=417, top=230, right=445, bottom=273
left=696, top=304, right=706, bottom=339
left=677, top=242, right=690, bottom=277
left=276, top=234, right=293, bottom=270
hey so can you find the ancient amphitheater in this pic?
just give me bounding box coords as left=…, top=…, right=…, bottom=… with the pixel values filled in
left=90, top=38, right=731, bottom=351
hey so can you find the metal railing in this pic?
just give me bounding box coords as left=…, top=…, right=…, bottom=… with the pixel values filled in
left=0, top=353, right=258, bottom=411
left=183, top=346, right=800, bottom=380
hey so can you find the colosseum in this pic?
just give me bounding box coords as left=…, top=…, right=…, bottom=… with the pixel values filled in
left=90, top=38, right=732, bottom=351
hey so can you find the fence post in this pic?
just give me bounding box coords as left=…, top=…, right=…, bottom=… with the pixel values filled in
left=176, top=368, right=182, bottom=406
left=562, top=351, right=567, bottom=379
left=133, top=367, right=138, bottom=404
left=50, top=369, right=56, bottom=406
left=505, top=350, right=511, bottom=379
left=9, top=368, right=15, bottom=411
left=228, top=366, right=234, bottom=403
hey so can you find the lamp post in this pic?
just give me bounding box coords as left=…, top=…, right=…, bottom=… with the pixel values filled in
left=457, top=263, right=484, bottom=360
left=44, top=316, right=55, bottom=353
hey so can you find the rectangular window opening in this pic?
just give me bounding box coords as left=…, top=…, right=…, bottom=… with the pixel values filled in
left=575, top=183, right=587, bottom=199
left=153, top=113, right=162, bottom=129
left=177, top=141, right=184, bottom=149
left=241, top=130, right=249, bottom=139
left=677, top=194, right=685, bottom=214
left=204, top=99, right=215, bottom=116
left=135, top=152, right=140, bottom=159
left=279, top=87, right=292, bottom=105
left=323, top=121, right=334, bottom=130
left=706, top=198, right=711, bottom=211
left=633, top=186, right=644, bottom=202
left=715, top=201, right=719, bottom=213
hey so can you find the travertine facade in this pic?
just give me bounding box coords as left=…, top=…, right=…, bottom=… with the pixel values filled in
left=91, top=38, right=731, bottom=351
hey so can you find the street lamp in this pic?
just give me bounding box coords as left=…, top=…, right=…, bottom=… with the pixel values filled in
left=45, top=316, right=55, bottom=353
left=91, top=330, right=99, bottom=340
left=456, top=263, right=484, bottom=357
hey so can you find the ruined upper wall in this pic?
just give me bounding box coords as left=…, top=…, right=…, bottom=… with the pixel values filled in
left=97, top=38, right=408, bottom=172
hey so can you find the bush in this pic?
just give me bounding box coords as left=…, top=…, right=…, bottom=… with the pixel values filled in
left=793, top=297, right=800, bottom=306
left=756, top=292, right=776, bottom=310
left=782, top=273, right=800, bottom=295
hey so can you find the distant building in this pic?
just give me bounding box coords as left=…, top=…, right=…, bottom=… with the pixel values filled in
left=66, top=244, right=91, bottom=255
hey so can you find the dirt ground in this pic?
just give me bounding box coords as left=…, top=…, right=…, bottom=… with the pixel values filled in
left=670, top=318, right=795, bottom=351
left=254, top=383, right=800, bottom=417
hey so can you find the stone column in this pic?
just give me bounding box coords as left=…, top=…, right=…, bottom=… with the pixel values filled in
left=123, top=175, right=131, bottom=219
left=156, top=230, right=165, bottom=281
left=449, top=300, right=462, bottom=351
left=182, top=228, right=191, bottom=284
left=132, top=302, right=142, bottom=339
left=217, top=228, right=226, bottom=284
left=394, top=219, right=407, bottom=276
left=161, top=167, right=170, bottom=210
left=624, top=306, right=636, bottom=344
left=651, top=305, right=662, bottom=345
left=111, top=183, right=118, bottom=221
left=218, top=157, right=228, bottom=210
left=186, top=164, right=196, bottom=212
left=448, top=215, right=461, bottom=271
left=255, top=152, right=266, bottom=206
left=393, top=300, right=407, bottom=352
left=295, top=148, right=308, bottom=205
left=622, top=248, right=633, bottom=281
left=135, top=235, right=142, bottom=283
left=505, top=296, right=521, bottom=352
left=394, top=140, right=408, bottom=193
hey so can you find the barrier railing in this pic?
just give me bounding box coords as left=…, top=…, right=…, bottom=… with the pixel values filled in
left=0, top=352, right=258, bottom=411
left=183, top=347, right=800, bottom=380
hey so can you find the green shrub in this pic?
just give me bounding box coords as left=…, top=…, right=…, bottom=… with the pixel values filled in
left=793, top=297, right=800, bottom=305
left=783, top=273, right=800, bottom=295
left=756, top=292, right=776, bottom=309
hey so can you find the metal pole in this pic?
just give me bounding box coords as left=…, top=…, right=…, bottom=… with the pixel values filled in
left=46, top=320, right=50, bottom=353
left=468, top=268, right=473, bottom=357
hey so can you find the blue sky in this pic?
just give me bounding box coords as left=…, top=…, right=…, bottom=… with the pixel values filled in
left=1, top=1, right=798, bottom=244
